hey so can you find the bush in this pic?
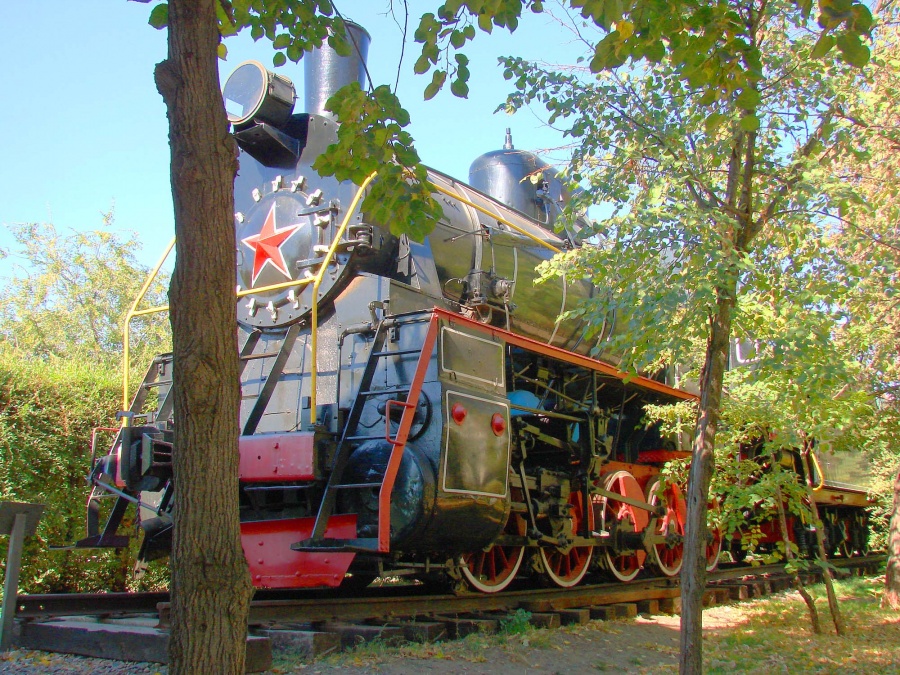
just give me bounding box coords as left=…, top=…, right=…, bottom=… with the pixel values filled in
left=0, top=352, right=149, bottom=593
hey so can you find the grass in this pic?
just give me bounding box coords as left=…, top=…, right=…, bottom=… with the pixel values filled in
left=269, top=575, right=900, bottom=674
left=704, top=575, right=900, bottom=674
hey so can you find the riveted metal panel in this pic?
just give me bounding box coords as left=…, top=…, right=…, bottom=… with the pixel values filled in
left=442, top=390, right=510, bottom=498
left=440, top=326, right=504, bottom=392
left=239, top=433, right=317, bottom=482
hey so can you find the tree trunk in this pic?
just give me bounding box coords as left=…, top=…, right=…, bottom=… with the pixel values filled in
left=883, top=465, right=900, bottom=610
left=156, top=1, right=254, bottom=672
left=774, top=482, right=820, bottom=633
left=801, top=446, right=845, bottom=636
left=679, top=289, right=734, bottom=675
left=679, top=125, right=756, bottom=675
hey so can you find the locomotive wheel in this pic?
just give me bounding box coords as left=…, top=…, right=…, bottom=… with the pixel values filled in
left=594, top=471, right=648, bottom=582
left=838, top=538, right=852, bottom=558
left=645, top=477, right=687, bottom=577
left=855, top=514, right=871, bottom=556
left=705, top=499, right=724, bottom=572
left=460, top=510, right=527, bottom=593
left=539, top=490, right=594, bottom=588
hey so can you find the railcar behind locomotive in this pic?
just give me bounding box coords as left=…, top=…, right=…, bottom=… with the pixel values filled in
left=75, top=23, right=871, bottom=593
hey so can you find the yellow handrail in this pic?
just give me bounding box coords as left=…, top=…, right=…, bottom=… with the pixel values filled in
left=309, top=170, right=378, bottom=424
left=120, top=171, right=560, bottom=428
left=427, top=180, right=562, bottom=254
left=122, top=238, right=176, bottom=415
left=237, top=276, right=313, bottom=298
left=121, top=247, right=325, bottom=414
left=810, top=451, right=826, bottom=491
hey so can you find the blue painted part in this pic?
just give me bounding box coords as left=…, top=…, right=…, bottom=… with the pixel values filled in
left=508, top=390, right=542, bottom=416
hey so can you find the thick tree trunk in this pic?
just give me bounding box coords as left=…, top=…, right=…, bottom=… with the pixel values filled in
left=156, top=1, right=254, bottom=673
left=882, top=466, right=900, bottom=610
left=679, top=290, right=734, bottom=675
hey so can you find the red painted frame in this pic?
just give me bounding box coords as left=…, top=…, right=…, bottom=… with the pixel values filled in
left=430, top=307, right=697, bottom=402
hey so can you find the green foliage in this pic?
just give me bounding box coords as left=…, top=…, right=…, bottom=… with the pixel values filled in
left=827, top=10, right=900, bottom=541
left=648, top=445, right=814, bottom=562
left=146, top=1, right=446, bottom=239
left=499, top=608, right=533, bottom=634
left=0, top=219, right=171, bottom=371
left=150, top=1, right=340, bottom=65
left=311, top=83, right=443, bottom=242
left=498, top=3, right=888, bottom=447
left=142, top=1, right=873, bottom=245
left=412, top=0, right=871, bottom=108
left=0, top=354, right=163, bottom=592
left=714, top=449, right=814, bottom=562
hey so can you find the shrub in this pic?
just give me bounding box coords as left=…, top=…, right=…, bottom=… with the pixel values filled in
left=0, top=352, right=147, bottom=592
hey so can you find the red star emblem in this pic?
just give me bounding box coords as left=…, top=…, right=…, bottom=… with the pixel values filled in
left=241, top=203, right=301, bottom=285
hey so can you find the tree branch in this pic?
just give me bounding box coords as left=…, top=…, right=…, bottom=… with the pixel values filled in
left=752, top=107, right=836, bottom=240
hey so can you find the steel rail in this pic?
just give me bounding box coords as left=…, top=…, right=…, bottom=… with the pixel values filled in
left=14, top=555, right=884, bottom=625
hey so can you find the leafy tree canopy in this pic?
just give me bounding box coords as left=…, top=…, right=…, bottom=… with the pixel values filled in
left=141, top=0, right=873, bottom=240
left=0, top=218, right=170, bottom=368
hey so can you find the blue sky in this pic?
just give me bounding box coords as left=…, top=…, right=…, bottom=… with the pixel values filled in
left=0, top=2, right=587, bottom=276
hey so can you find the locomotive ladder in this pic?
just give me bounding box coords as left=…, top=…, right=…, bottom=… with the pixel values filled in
left=296, top=311, right=438, bottom=554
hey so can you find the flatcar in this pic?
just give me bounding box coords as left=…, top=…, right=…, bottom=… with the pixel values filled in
left=74, top=23, right=870, bottom=593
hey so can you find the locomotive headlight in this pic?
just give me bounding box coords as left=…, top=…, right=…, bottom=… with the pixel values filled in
left=223, top=61, right=296, bottom=130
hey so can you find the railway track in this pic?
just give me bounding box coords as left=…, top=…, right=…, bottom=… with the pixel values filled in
left=9, top=555, right=885, bottom=672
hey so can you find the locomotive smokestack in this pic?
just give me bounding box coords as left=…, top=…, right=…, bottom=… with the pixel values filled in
left=304, top=21, right=371, bottom=119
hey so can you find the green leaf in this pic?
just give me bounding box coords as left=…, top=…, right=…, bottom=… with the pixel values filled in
left=414, top=54, right=430, bottom=74
left=477, top=14, right=494, bottom=33
left=423, top=70, right=447, bottom=100
left=217, top=43, right=227, bottom=60
left=739, top=114, right=760, bottom=132
left=735, top=88, right=761, bottom=110
left=148, top=3, right=168, bottom=29
left=272, top=52, right=287, bottom=67
left=836, top=33, right=870, bottom=68
left=810, top=32, right=836, bottom=59
left=273, top=34, right=291, bottom=49
left=450, top=78, right=469, bottom=98
left=644, top=40, right=666, bottom=64
left=850, top=4, right=873, bottom=33
left=704, top=112, right=726, bottom=134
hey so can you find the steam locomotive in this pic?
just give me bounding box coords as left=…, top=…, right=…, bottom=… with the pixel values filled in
left=76, top=23, right=871, bottom=593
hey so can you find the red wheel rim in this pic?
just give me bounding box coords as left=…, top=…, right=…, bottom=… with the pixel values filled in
left=706, top=498, right=723, bottom=572
left=461, top=512, right=526, bottom=593
left=646, top=478, right=686, bottom=577
left=596, top=471, right=648, bottom=582
left=539, top=489, right=593, bottom=587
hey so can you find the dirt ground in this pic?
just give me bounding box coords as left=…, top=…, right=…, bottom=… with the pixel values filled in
left=0, top=612, right=697, bottom=674
left=4, top=580, right=899, bottom=675
left=283, top=613, right=698, bottom=674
